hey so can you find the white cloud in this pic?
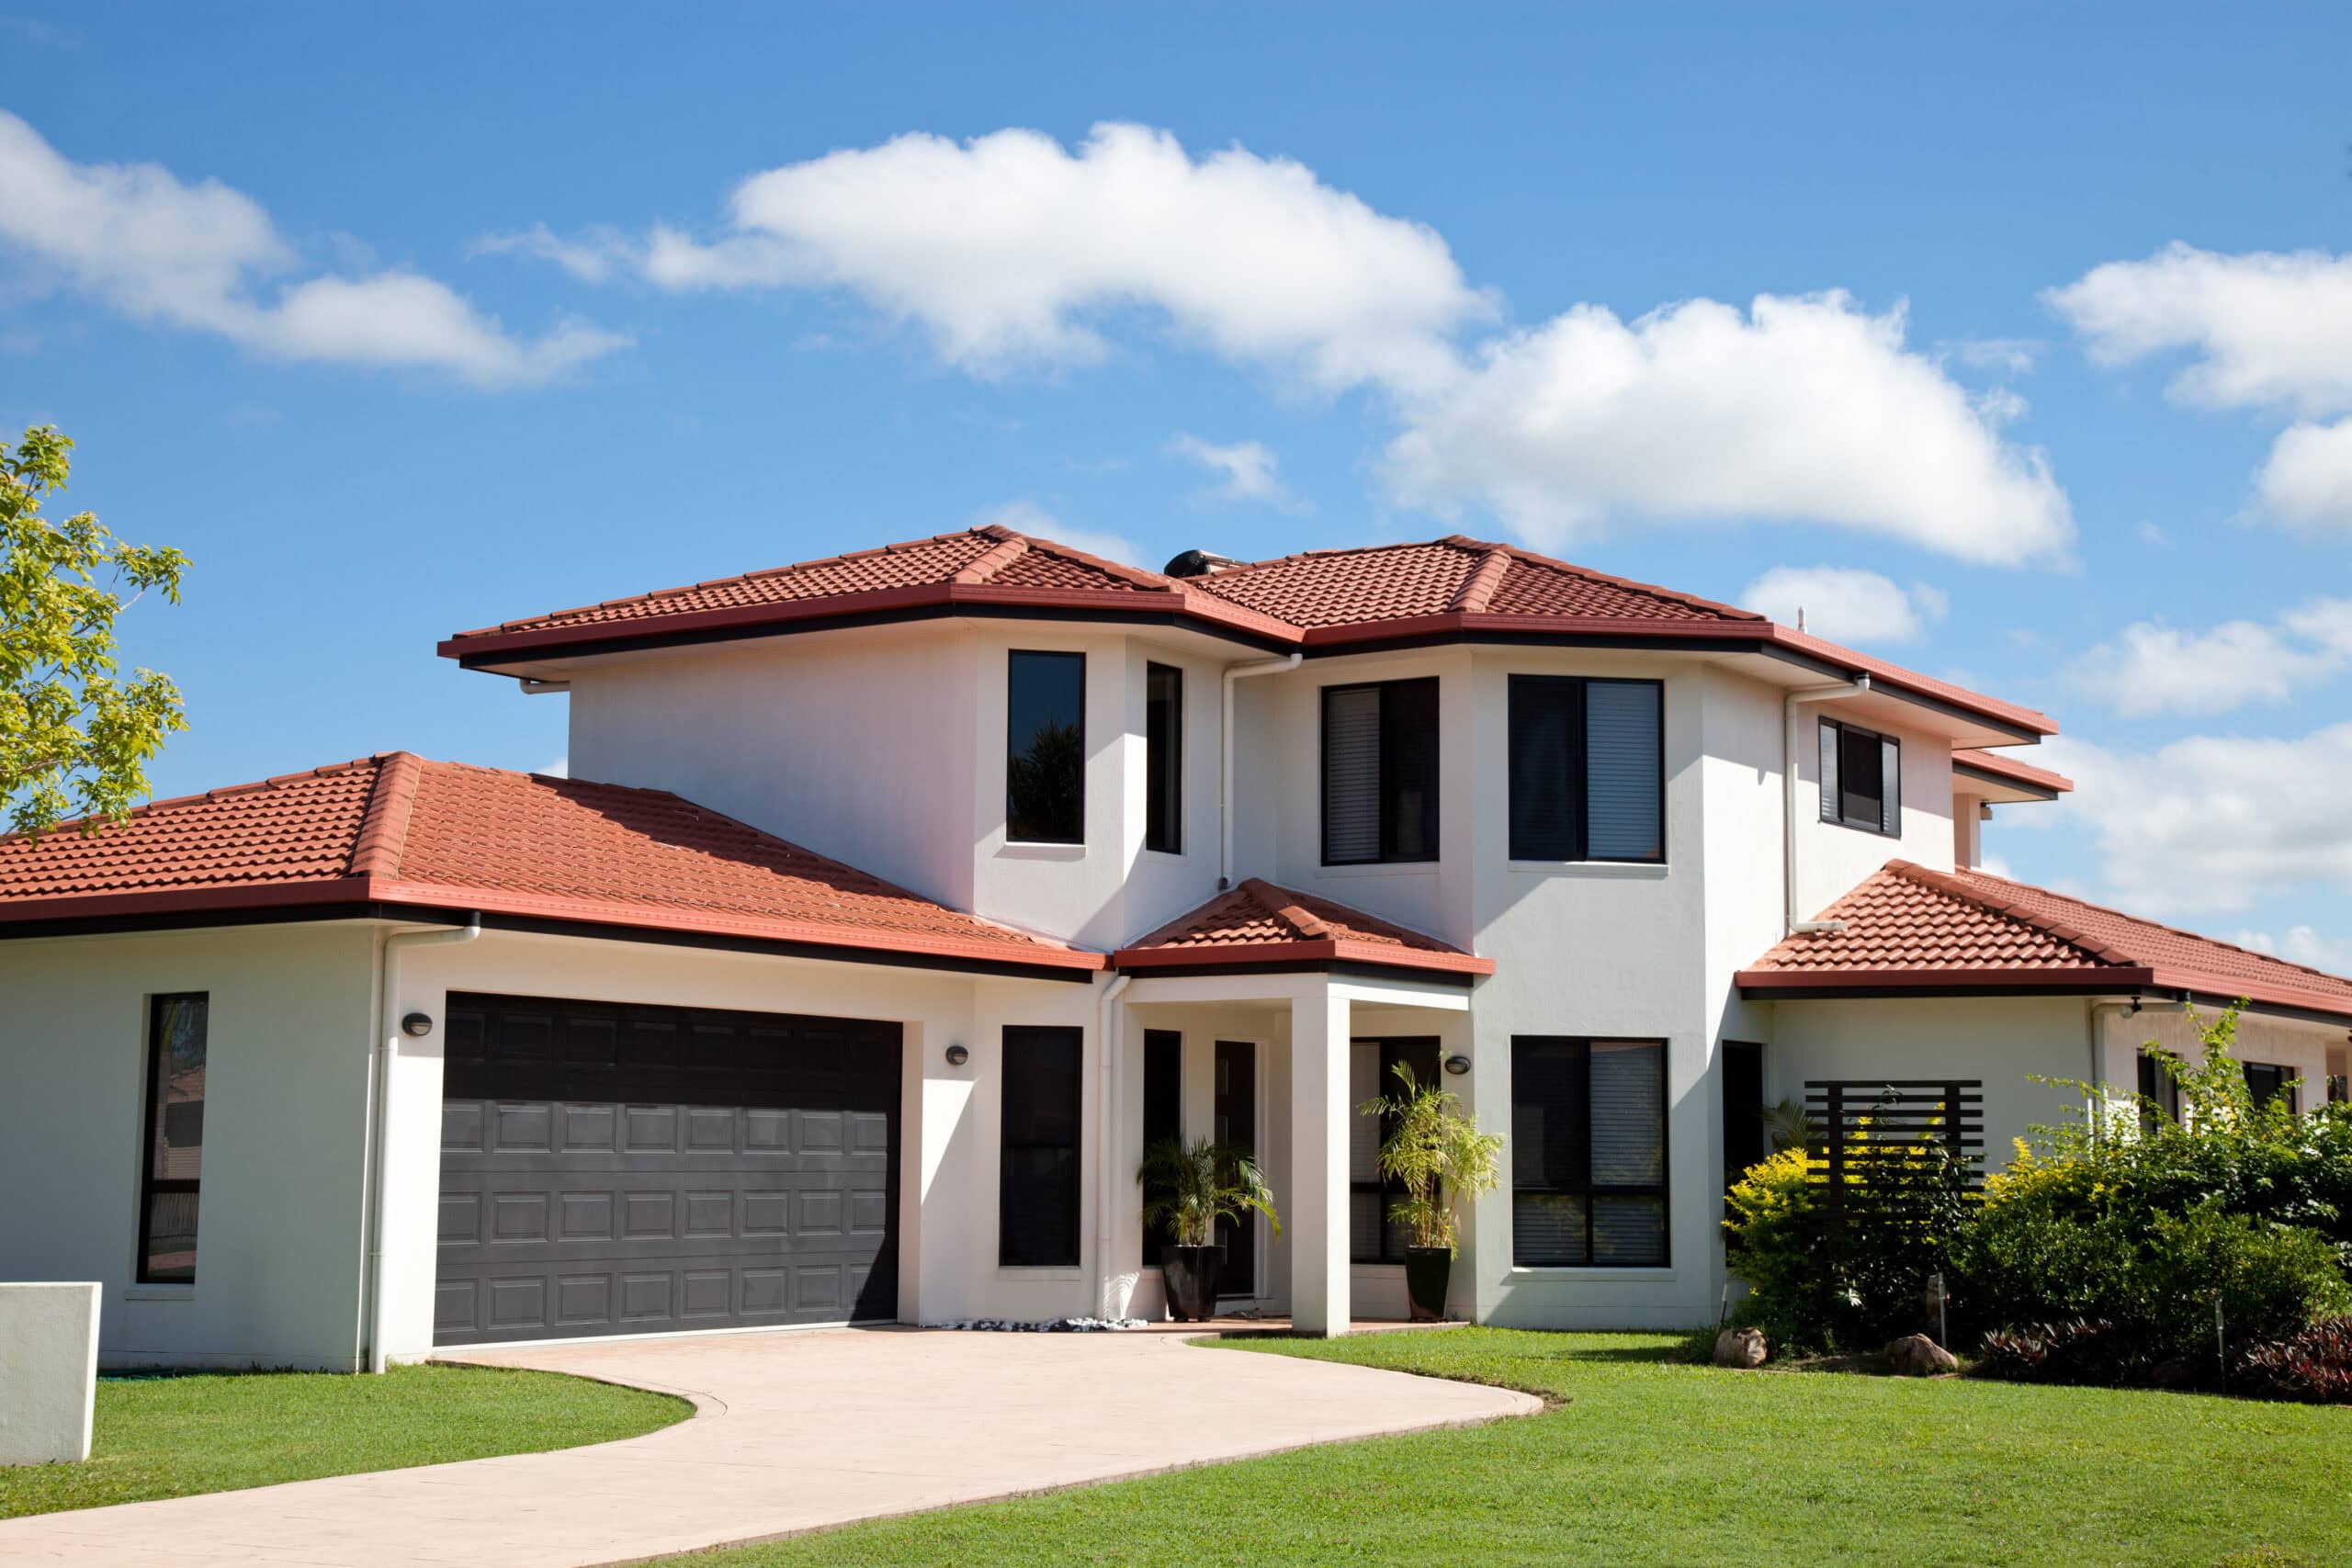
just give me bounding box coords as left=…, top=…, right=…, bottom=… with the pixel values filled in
left=1167, top=434, right=1300, bottom=510
left=1385, top=293, right=2074, bottom=566
left=640, top=122, right=1489, bottom=396
left=518, top=123, right=2071, bottom=563
left=1738, top=566, right=1949, bottom=646
left=976, top=500, right=1141, bottom=568
left=2049, top=243, right=2352, bottom=532
left=0, top=110, right=627, bottom=387
left=2029, top=726, right=2352, bottom=914
left=1950, top=337, right=2041, bottom=375
left=2233, top=925, right=2352, bottom=975
left=471, top=222, right=629, bottom=285
left=2066, top=597, right=2352, bottom=717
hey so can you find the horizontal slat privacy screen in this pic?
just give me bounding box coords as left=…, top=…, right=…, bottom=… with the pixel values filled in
left=1585, top=681, right=1662, bottom=860
left=1323, top=685, right=1381, bottom=863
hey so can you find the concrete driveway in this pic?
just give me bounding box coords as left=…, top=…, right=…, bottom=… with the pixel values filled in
left=0, top=1327, right=1537, bottom=1566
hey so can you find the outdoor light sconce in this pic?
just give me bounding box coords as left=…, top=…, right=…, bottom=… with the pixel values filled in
left=1442, top=1054, right=1472, bottom=1076
left=944, top=1044, right=970, bottom=1066
left=400, top=1011, right=434, bottom=1038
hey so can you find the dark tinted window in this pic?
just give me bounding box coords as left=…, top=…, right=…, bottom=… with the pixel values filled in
left=1509, top=676, right=1663, bottom=862
left=1722, top=1041, right=1764, bottom=1191
left=1140, top=1030, right=1182, bottom=1258
left=1145, top=663, right=1182, bottom=854
left=1511, top=1037, right=1668, bottom=1267
left=2138, top=1049, right=2182, bottom=1130
left=2244, top=1062, right=2299, bottom=1114
left=1820, top=717, right=1900, bottom=834
left=140, top=994, right=208, bottom=1283
left=1322, top=677, right=1440, bottom=864
left=1001, top=1025, right=1083, bottom=1266
left=1008, top=651, right=1085, bottom=843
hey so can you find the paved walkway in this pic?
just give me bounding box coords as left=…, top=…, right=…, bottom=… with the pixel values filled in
left=0, top=1326, right=1537, bottom=1566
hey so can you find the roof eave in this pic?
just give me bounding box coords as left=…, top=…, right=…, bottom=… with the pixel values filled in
left=1112, top=938, right=1494, bottom=977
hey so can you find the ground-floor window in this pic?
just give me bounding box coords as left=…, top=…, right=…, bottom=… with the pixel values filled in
left=1511, top=1037, right=1668, bottom=1268
left=2244, top=1061, right=2299, bottom=1114
left=1721, top=1040, right=1765, bottom=1191
left=139, top=993, right=209, bottom=1283
left=1139, top=1029, right=1182, bottom=1259
left=1001, top=1025, right=1083, bottom=1267
left=1350, top=1036, right=1440, bottom=1262
left=2138, top=1049, right=2182, bottom=1128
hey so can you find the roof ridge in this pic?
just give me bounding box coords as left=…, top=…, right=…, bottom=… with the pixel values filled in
left=1951, top=864, right=2352, bottom=989
left=1241, top=876, right=1332, bottom=941
left=953, top=534, right=1028, bottom=583
left=1450, top=546, right=1513, bottom=614
left=1437, top=533, right=1767, bottom=623
left=349, top=752, right=424, bottom=880
left=1883, top=860, right=2136, bottom=968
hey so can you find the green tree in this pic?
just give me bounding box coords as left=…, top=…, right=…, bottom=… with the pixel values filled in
left=3, top=424, right=189, bottom=837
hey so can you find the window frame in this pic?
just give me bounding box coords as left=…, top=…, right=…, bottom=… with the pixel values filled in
left=1818, top=716, right=1902, bottom=837
left=999, top=1024, right=1084, bottom=1268
left=1319, top=676, right=1442, bottom=867
left=1510, top=1035, right=1670, bottom=1269
left=1350, top=1036, right=1442, bottom=1264
left=2243, top=1061, right=2300, bottom=1114
left=1506, top=674, right=1666, bottom=864
left=1144, top=661, right=1183, bottom=855
left=2138, top=1048, right=2182, bottom=1131
left=1720, top=1040, right=1765, bottom=1193
left=1005, top=649, right=1087, bottom=846
left=137, top=991, right=208, bottom=1285
left=1139, top=1028, right=1182, bottom=1260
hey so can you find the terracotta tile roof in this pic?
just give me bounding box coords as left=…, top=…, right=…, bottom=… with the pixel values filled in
left=1113, top=877, right=1494, bottom=976
left=439, top=524, right=2052, bottom=739
left=1953, top=748, right=2075, bottom=795
left=1192, top=536, right=1756, bottom=630
left=1739, top=860, right=2352, bottom=1021
left=0, top=754, right=1102, bottom=973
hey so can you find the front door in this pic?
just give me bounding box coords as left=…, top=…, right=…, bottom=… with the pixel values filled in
left=1214, top=1040, right=1257, bottom=1297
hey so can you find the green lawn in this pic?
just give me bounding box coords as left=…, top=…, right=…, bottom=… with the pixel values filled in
left=668, top=1329, right=2352, bottom=1567
left=0, top=1363, right=688, bottom=1518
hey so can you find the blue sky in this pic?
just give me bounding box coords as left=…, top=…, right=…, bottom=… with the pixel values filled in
left=6, top=4, right=2351, bottom=964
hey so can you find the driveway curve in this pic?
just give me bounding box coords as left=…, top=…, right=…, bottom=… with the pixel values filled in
left=0, top=1327, right=1537, bottom=1566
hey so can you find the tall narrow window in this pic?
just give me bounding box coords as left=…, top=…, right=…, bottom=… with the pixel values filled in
left=1001, top=1025, right=1083, bottom=1267
left=1139, top=1029, right=1182, bottom=1260
left=1511, top=1037, right=1668, bottom=1267
left=1819, top=716, right=1900, bottom=834
left=2138, top=1049, right=2182, bottom=1130
left=139, top=993, right=208, bottom=1283
left=1508, top=676, right=1664, bottom=862
left=1321, top=677, right=1440, bottom=865
left=1721, top=1041, right=1765, bottom=1191
left=1349, top=1037, right=1441, bottom=1263
left=1145, top=662, right=1182, bottom=854
left=1007, top=650, right=1085, bottom=844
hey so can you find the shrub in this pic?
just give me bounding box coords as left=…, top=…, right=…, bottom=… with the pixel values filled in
left=1976, top=1318, right=2137, bottom=1384
left=2234, top=1317, right=2352, bottom=1404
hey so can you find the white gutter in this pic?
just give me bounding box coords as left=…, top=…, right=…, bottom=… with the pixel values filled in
left=1219, top=652, right=1302, bottom=890
left=1093, top=970, right=1133, bottom=1320
left=361, top=913, right=481, bottom=1373
left=1782, top=676, right=1872, bottom=936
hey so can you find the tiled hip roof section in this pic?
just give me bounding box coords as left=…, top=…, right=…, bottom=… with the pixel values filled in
left=0, top=754, right=1102, bottom=974
left=1738, top=860, right=2352, bottom=1022
left=1114, top=877, right=1494, bottom=976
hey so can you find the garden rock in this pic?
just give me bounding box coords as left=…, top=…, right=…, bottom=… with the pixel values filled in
left=1713, top=1327, right=1768, bottom=1368
left=1886, top=1334, right=1959, bottom=1375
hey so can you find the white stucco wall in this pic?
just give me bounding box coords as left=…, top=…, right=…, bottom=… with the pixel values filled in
left=0, top=924, right=378, bottom=1370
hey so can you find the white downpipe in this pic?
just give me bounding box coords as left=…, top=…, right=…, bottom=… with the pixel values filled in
left=1782, top=676, right=1872, bottom=936
left=1219, top=653, right=1301, bottom=890
left=361, top=914, right=481, bottom=1373
left=1093, top=971, right=1133, bottom=1320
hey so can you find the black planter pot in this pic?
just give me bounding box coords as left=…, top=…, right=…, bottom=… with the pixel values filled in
left=1404, top=1247, right=1453, bottom=1322
left=1160, top=1244, right=1227, bottom=1322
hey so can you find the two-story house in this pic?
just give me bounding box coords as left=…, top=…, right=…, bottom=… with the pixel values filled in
left=6, top=524, right=2348, bottom=1370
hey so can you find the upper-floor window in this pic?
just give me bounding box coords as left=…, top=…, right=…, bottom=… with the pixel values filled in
left=1322, top=678, right=1440, bottom=865
left=1819, top=716, right=1900, bottom=835
left=1508, top=676, right=1664, bottom=863
left=1145, top=662, right=1182, bottom=854
left=1007, top=650, right=1085, bottom=844
left=139, top=993, right=208, bottom=1283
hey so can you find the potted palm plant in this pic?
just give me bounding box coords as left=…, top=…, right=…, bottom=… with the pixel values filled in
left=1136, top=1135, right=1281, bottom=1322
left=1363, top=1063, right=1504, bottom=1320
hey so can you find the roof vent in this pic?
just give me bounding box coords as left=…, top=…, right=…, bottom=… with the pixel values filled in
left=1162, top=547, right=1241, bottom=579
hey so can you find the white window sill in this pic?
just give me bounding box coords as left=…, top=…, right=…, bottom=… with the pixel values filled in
left=124, top=1285, right=196, bottom=1303
left=1506, top=1267, right=1675, bottom=1282
left=996, top=841, right=1088, bottom=861
left=1314, top=862, right=1441, bottom=880
left=997, top=1267, right=1084, bottom=1281
left=1139, top=848, right=1186, bottom=865
left=1508, top=860, right=1669, bottom=877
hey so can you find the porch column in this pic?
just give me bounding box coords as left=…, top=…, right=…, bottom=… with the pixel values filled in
left=1288, top=985, right=1351, bottom=1337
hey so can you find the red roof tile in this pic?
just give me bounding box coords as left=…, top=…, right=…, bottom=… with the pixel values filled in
left=1113, top=877, right=1494, bottom=976
left=1739, top=861, right=2352, bottom=1021
left=0, top=754, right=1101, bottom=973
left=439, top=524, right=2052, bottom=739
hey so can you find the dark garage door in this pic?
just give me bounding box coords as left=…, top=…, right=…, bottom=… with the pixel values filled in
left=435, top=992, right=900, bottom=1347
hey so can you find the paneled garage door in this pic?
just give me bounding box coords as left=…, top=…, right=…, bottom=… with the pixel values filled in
left=434, top=991, right=900, bottom=1347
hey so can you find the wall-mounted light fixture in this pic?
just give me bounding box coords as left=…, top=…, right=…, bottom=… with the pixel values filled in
left=944, top=1044, right=970, bottom=1067
left=401, top=1011, right=435, bottom=1039
left=1442, top=1054, right=1472, bottom=1077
